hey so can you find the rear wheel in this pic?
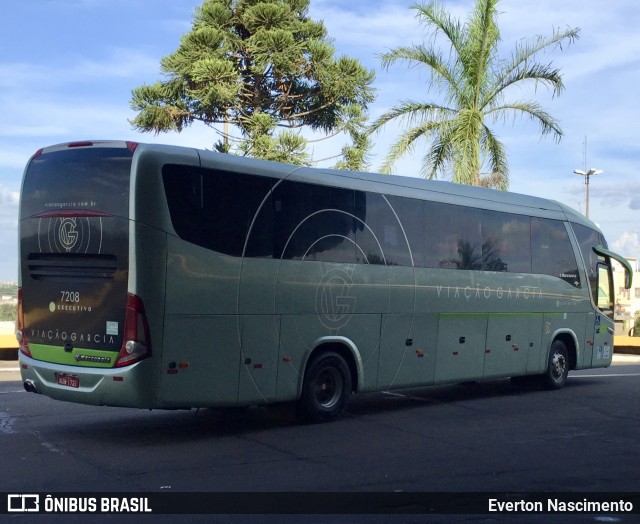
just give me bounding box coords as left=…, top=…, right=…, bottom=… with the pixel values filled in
left=542, top=339, right=570, bottom=389
left=299, top=352, right=352, bottom=423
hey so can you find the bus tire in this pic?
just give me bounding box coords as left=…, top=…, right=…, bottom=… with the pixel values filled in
left=542, top=339, right=569, bottom=390
left=299, top=352, right=352, bottom=423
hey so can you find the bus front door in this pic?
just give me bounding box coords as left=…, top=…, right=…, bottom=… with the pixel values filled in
left=592, top=263, right=614, bottom=366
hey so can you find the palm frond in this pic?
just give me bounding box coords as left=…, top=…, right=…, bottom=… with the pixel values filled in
left=379, top=120, right=445, bottom=174
left=422, top=123, right=454, bottom=179
left=487, top=101, right=563, bottom=142
left=379, top=45, right=460, bottom=102
left=488, top=26, right=580, bottom=102
left=412, top=1, right=464, bottom=60
left=479, top=123, right=508, bottom=189
left=369, top=101, right=454, bottom=133
left=461, top=0, right=500, bottom=106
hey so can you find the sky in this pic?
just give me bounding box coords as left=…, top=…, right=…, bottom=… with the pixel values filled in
left=1, top=0, right=640, bottom=282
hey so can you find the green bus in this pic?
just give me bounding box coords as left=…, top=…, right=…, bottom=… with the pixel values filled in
left=17, top=140, right=632, bottom=422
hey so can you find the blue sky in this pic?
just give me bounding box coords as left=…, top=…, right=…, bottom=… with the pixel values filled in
left=1, top=0, right=639, bottom=281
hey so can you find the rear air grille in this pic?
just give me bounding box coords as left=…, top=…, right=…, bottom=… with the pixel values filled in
left=28, top=253, right=119, bottom=282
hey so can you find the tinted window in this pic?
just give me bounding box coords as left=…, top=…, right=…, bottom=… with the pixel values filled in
left=572, top=223, right=607, bottom=300
left=386, top=196, right=425, bottom=267
left=162, top=165, right=273, bottom=257
left=272, top=181, right=356, bottom=262
left=425, top=201, right=482, bottom=270
left=22, top=146, right=132, bottom=218
left=481, top=210, right=531, bottom=273
left=162, top=163, right=582, bottom=285
left=531, top=218, right=580, bottom=286
left=355, top=193, right=415, bottom=266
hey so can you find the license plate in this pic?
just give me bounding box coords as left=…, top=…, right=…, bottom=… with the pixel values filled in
left=56, top=374, right=80, bottom=388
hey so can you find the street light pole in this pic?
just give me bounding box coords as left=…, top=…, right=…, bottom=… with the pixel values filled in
left=573, top=168, right=603, bottom=218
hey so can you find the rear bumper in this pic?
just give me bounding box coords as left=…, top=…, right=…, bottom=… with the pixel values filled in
left=19, top=353, right=158, bottom=408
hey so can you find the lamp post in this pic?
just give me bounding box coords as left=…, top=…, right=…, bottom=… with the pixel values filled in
left=573, top=168, right=603, bottom=218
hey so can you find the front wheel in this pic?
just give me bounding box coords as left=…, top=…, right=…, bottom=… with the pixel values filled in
left=299, top=352, right=352, bottom=423
left=542, top=340, right=570, bottom=390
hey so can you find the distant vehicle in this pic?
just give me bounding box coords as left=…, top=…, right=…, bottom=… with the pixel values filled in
left=17, top=141, right=632, bottom=422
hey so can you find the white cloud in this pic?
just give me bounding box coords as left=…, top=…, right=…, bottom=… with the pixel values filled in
left=0, top=48, right=160, bottom=91
left=0, top=186, right=19, bottom=237
left=311, top=2, right=422, bottom=54
left=0, top=147, right=35, bottom=170
left=68, top=49, right=161, bottom=82
left=0, top=186, right=19, bottom=205
left=0, top=125, right=68, bottom=139
left=499, top=0, right=640, bottom=81
left=612, top=232, right=640, bottom=258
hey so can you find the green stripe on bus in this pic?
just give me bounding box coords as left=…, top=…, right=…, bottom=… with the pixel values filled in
left=438, top=312, right=563, bottom=318
left=29, top=344, right=117, bottom=368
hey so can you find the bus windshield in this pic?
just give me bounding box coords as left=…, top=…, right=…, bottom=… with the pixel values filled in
left=21, top=145, right=132, bottom=220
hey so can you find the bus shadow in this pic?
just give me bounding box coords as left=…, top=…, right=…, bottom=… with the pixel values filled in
left=38, top=374, right=600, bottom=448
left=60, top=376, right=592, bottom=442
left=53, top=402, right=304, bottom=444
left=349, top=374, right=596, bottom=416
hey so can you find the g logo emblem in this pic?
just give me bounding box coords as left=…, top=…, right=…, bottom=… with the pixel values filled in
left=58, top=218, right=78, bottom=251
left=39, top=216, right=104, bottom=254
left=315, top=265, right=356, bottom=332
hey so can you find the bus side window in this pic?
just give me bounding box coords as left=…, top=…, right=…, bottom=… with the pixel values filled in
left=481, top=210, right=531, bottom=273
left=571, top=222, right=605, bottom=303
left=531, top=218, right=580, bottom=286
left=162, top=165, right=274, bottom=257
left=424, top=201, right=482, bottom=270
left=273, top=180, right=356, bottom=263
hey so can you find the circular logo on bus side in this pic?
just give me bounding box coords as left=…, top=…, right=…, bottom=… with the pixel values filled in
left=58, top=218, right=79, bottom=251
left=40, top=216, right=102, bottom=254
left=315, top=266, right=357, bottom=331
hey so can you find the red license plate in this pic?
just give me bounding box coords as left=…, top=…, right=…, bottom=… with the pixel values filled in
left=56, top=374, right=80, bottom=388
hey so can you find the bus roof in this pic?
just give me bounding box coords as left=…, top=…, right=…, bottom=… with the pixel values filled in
left=30, top=141, right=599, bottom=232
left=170, top=144, right=596, bottom=230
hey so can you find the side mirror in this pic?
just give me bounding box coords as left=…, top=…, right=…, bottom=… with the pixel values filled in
left=593, top=245, right=633, bottom=289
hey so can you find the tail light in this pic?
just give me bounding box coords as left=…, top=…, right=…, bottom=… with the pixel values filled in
left=115, top=293, right=151, bottom=367
left=16, top=287, right=32, bottom=357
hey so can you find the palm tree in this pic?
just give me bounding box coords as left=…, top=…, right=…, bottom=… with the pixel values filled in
left=370, top=0, right=580, bottom=189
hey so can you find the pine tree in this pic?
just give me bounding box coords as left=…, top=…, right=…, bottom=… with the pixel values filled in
left=130, top=0, right=375, bottom=168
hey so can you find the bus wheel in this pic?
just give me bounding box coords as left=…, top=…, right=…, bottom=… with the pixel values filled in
left=542, top=340, right=569, bottom=390
left=299, top=352, right=352, bottom=423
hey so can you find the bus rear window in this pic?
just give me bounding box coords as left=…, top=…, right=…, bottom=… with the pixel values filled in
left=21, top=146, right=133, bottom=219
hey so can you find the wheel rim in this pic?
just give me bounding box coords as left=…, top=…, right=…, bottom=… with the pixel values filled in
left=312, top=366, right=343, bottom=409
left=550, top=350, right=567, bottom=382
